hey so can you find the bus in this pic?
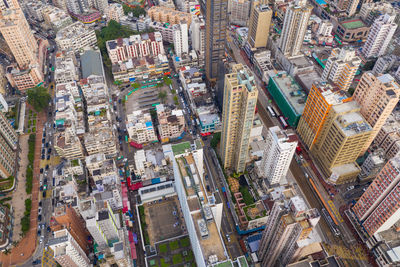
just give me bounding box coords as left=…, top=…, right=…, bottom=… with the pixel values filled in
left=278, top=116, right=288, bottom=129
left=267, top=106, right=276, bottom=117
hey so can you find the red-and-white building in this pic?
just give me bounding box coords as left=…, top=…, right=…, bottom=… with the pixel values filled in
left=353, top=157, right=400, bottom=236
left=106, top=32, right=164, bottom=64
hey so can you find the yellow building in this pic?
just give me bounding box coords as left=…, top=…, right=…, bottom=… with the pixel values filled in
left=311, top=101, right=372, bottom=184
left=247, top=3, right=272, bottom=48
left=221, top=64, right=258, bottom=173
left=147, top=6, right=192, bottom=25
left=297, top=82, right=350, bottom=149
left=352, top=72, right=400, bottom=155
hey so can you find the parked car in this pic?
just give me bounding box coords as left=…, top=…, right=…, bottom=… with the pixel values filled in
left=39, top=201, right=42, bottom=207
left=40, top=168, right=43, bottom=174
left=48, top=148, right=52, bottom=154
left=41, top=155, right=45, bottom=160
left=42, top=191, right=46, bottom=198
left=45, top=165, right=49, bottom=170
left=32, top=259, right=41, bottom=265
left=47, top=155, right=50, bottom=160
left=38, top=214, right=42, bottom=221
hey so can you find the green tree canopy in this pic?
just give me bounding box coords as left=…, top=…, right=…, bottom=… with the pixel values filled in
left=27, top=86, right=51, bottom=112
left=123, top=4, right=146, bottom=17
left=163, top=76, right=172, bottom=86
left=158, top=91, right=167, bottom=103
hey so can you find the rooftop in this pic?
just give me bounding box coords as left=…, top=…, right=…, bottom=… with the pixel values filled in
left=171, top=142, right=191, bottom=156
left=271, top=72, right=306, bottom=116
left=341, top=18, right=367, bottom=29
left=80, top=50, right=104, bottom=79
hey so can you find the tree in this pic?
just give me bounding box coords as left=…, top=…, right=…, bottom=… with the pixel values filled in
left=163, top=76, right=172, bottom=86
left=27, top=86, right=51, bottom=112
left=114, top=80, right=123, bottom=85
left=132, top=82, right=141, bottom=89
left=158, top=91, right=167, bottom=103
left=210, top=132, right=221, bottom=149
left=123, top=4, right=146, bottom=17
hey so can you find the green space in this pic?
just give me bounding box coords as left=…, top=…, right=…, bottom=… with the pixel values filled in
left=138, top=205, right=150, bottom=245
left=171, top=142, right=191, bottom=156
left=26, top=134, right=35, bottom=194
left=158, top=91, right=167, bottom=103
left=341, top=19, right=367, bottom=29
left=71, top=159, right=79, bottom=167
left=169, top=240, right=179, bottom=250
left=0, top=175, right=14, bottom=191
left=27, top=86, right=51, bottom=112
left=243, top=203, right=267, bottom=221
left=159, top=243, right=168, bottom=253
left=160, top=258, right=170, bottom=267
left=172, top=254, right=183, bottom=265
left=184, top=250, right=194, bottom=262
left=210, top=132, right=221, bottom=149
left=21, top=198, right=32, bottom=234
left=239, top=185, right=254, bottom=206
left=180, top=236, right=190, bottom=247
left=173, top=95, right=179, bottom=105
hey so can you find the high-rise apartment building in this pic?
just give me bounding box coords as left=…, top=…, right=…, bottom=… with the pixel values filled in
left=353, top=157, right=400, bottom=236
left=258, top=195, right=320, bottom=267
left=48, top=229, right=90, bottom=267
left=0, top=7, right=38, bottom=69
left=352, top=73, right=400, bottom=155
left=228, top=0, right=251, bottom=26
left=247, top=3, right=272, bottom=49
left=362, top=14, right=397, bottom=59
left=190, top=17, right=205, bottom=54
left=173, top=23, right=189, bottom=57
left=51, top=204, right=90, bottom=254
left=0, top=0, right=19, bottom=10
left=221, top=64, right=258, bottom=173
left=311, top=101, right=372, bottom=184
left=205, top=0, right=228, bottom=81
left=322, top=47, right=361, bottom=91
left=0, top=111, right=18, bottom=178
left=297, top=82, right=350, bottom=149
left=278, top=0, right=312, bottom=57
left=260, top=126, right=297, bottom=185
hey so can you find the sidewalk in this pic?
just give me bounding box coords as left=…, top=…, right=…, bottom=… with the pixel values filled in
left=0, top=110, right=45, bottom=266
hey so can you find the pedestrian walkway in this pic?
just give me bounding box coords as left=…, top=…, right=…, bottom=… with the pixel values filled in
left=0, top=109, right=46, bottom=266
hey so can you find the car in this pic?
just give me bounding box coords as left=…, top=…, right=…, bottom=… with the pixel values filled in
left=44, top=178, right=48, bottom=184
left=226, top=234, right=231, bottom=242
left=45, top=164, right=49, bottom=170
left=32, top=259, right=41, bottom=265
left=118, top=99, right=122, bottom=104
left=37, top=230, right=41, bottom=236
left=45, top=142, right=49, bottom=148
left=41, top=149, right=45, bottom=154
left=42, top=191, right=46, bottom=198
left=206, top=185, right=210, bottom=191
left=39, top=237, right=43, bottom=244
left=38, top=207, right=42, bottom=214
left=118, top=135, right=122, bottom=140
left=43, top=132, right=46, bottom=138
left=47, top=155, right=50, bottom=160
left=48, top=148, right=52, bottom=153
left=41, top=223, right=45, bottom=229
left=113, top=105, right=117, bottom=111
left=40, top=168, right=44, bottom=174
left=42, top=138, right=45, bottom=144
left=47, top=226, right=51, bottom=232
left=39, top=201, right=42, bottom=207
left=53, top=123, right=56, bottom=129
left=38, top=214, right=42, bottom=221
left=41, top=155, right=45, bottom=160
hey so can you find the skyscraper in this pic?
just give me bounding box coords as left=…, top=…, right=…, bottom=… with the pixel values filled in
left=0, top=111, right=17, bottom=179
left=322, top=47, right=361, bottom=91
left=258, top=195, right=320, bottom=267
left=297, top=82, right=350, bottom=149
left=362, top=14, right=398, bottom=59
left=260, top=126, right=297, bottom=185
left=205, top=0, right=228, bottom=81
left=311, top=101, right=372, bottom=184
left=247, top=3, right=272, bottom=49
left=352, top=73, right=400, bottom=155
left=278, top=0, right=312, bottom=57
left=228, top=0, right=251, bottom=26
left=221, top=64, right=258, bottom=173
left=0, top=5, right=38, bottom=69
left=48, top=229, right=90, bottom=267
left=353, top=157, right=400, bottom=236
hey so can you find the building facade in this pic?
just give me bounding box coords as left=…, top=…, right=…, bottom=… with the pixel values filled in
left=56, top=22, right=97, bottom=52
left=278, top=0, right=312, bottom=57
left=352, top=73, right=400, bottom=155
left=221, top=64, right=258, bottom=173
left=260, top=126, right=297, bottom=185
left=353, top=157, right=400, bottom=236
left=228, top=0, right=251, bottom=26
left=0, top=112, right=17, bottom=178
left=322, top=47, right=361, bottom=91
left=247, top=4, right=272, bottom=49
left=205, top=0, right=228, bottom=81
left=362, top=14, right=398, bottom=59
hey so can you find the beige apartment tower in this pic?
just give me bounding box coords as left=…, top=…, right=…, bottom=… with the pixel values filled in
left=0, top=7, right=38, bottom=69
left=221, top=64, right=258, bottom=173
left=247, top=3, right=272, bottom=48
left=0, top=111, right=18, bottom=178
left=311, top=101, right=372, bottom=184
left=352, top=73, right=400, bottom=155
